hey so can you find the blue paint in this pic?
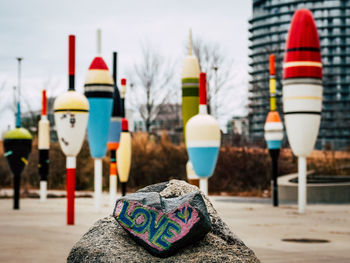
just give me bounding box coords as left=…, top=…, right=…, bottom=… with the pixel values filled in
left=187, top=147, right=219, bottom=178
left=148, top=210, right=168, bottom=242
left=16, top=102, right=21, bottom=128
left=155, top=222, right=180, bottom=249
left=267, top=140, right=282, bottom=150
left=118, top=201, right=133, bottom=228
left=108, top=120, right=122, bottom=143
left=131, top=207, right=151, bottom=233
left=175, top=206, right=192, bottom=223
left=87, top=98, right=113, bottom=158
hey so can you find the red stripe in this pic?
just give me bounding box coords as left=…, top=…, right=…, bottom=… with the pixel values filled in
left=67, top=168, right=75, bottom=225
left=286, top=9, right=320, bottom=50
left=269, top=54, right=275, bottom=75
left=89, top=57, right=109, bottom=70
left=285, top=50, right=321, bottom=63
left=284, top=66, right=322, bottom=79
left=69, top=35, right=75, bottom=75
left=199, top=72, right=207, bottom=105
left=42, top=90, right=47, bottom=116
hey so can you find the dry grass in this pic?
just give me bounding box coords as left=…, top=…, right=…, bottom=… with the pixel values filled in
left=0, top=133, right=349, bottom=195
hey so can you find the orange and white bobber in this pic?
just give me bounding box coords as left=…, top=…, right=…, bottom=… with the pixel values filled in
left=283, top=9, right=323, bottom=214
left=117, top=118, right=132, bottom=196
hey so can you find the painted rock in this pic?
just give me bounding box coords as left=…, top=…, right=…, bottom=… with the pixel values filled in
left=113, top=191, right=211, bottom=257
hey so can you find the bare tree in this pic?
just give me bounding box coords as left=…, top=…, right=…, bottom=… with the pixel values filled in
left=190, top=37, right=237, bottom=119
left=128, top=43, right=175, bottom=132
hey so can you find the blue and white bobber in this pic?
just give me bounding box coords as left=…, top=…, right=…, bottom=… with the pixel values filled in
left=84, top=29, right=114, bottom=211
left=186, top=72, right=221, bottom=195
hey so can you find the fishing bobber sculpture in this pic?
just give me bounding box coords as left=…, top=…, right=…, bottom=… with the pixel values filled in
left=84, top=30, right=114, bottom=211
left=3, top=57, right=32, bottom=210
left=54, top=35, right=89, bottom=225
left=283, top=9, right=323, bottom=214
left=107, top=52, right=122, bottom=207
left=182, top=29, right=201, bottom=187
left=186, top=73, right=221, bottom=196
left=3, top=115, right=32, bottom=210
left=117, top=118, right=132, bottom=196
left=38, top=90, right=50, bottom=202
left=264, top=54, right=284, bottom=207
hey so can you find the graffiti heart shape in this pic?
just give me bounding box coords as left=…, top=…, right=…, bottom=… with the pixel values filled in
left=113, top=191, right=211, bottom=257
left=175, top=206, right=193, bottom=223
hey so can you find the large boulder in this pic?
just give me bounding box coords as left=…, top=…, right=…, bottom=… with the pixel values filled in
left=68, top=180, right=260, bottom=262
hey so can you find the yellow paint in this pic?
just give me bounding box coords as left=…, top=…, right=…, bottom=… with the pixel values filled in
left=270, top=97, right=276, bottom=111
left=186, top=114, right=221, bottom=142
left=4, top=128, right=32, bottom=140
left=283, top=61, right=322, bottom=68
left=269, top=77, right=276, bottom=111
left=85, top=70, right=114, bottom=85
left=38, top=119, right=50, bottom=149
left=54, top=91, right=89, bottom=111
left=21, top=157, right=28, bottom=165
left=117, top=132, right=132, bottom=183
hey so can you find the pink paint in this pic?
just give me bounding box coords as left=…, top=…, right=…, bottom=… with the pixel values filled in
left=114, top=200, right=200, bottom=251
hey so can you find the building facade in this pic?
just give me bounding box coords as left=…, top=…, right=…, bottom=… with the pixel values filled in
left=248, top=0, right=350, bottom=149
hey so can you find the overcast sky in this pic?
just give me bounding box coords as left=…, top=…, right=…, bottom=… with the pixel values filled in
left=0, top=0, right=252, bottom=133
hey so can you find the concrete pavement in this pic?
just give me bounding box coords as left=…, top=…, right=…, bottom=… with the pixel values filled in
left=0, top=194, right=349, bottom=262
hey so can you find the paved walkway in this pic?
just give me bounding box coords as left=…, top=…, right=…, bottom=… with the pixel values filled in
left=0, top=194, right=349, bottom=262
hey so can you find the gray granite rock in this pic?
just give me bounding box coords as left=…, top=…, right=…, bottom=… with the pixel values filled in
left=67, top=180, right=260, bottom=263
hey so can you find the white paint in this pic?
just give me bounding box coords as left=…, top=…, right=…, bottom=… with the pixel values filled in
left=66, top=156, right=76, bottom=169
left=298, top=156, right=307, bottom=214
left=109, top=175, right=117, bottom=208
left=283, top=83, right=322, bottom=157
left=54, top=112, right=89, bottom=157
left=200, top=178, right=208, bottom=196
left=199, top=105, right=207, bottom=114
left=40, top=181, right=47, bottom=202
left=283, top=84, right=322, bottom=112
left=94, top=158, right=102, bottom=212
left=284, top=115, right=320, bottom=156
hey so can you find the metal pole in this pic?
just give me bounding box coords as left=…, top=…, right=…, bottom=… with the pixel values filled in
left=200, top=178, right=208, bottom=196
left=16, top=58, right=22, bottom=105
left=94, top=158, right=103, bottom=211
left=16, top=58, right=22, bottom=128
left=298, top=156, right=307, bottom=214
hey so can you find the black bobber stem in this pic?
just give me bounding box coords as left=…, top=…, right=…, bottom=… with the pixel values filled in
left=269, top=149, right=280, bottom=207
left=121, top=182, right=127, bottom=196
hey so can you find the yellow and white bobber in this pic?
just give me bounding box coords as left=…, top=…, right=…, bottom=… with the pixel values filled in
left=117, top=118, right=132, bottom=196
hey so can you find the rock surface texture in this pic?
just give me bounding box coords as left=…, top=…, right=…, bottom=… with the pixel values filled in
left=113, top=191, right=211, bottom=257
left=67, top=180, right=260, bottom=262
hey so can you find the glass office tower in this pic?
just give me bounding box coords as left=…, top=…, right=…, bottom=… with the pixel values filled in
left=249, top=0, right=350, bottom=149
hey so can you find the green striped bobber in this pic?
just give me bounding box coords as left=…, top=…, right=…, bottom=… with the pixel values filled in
left=182, top=29, right=200, bottom=139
